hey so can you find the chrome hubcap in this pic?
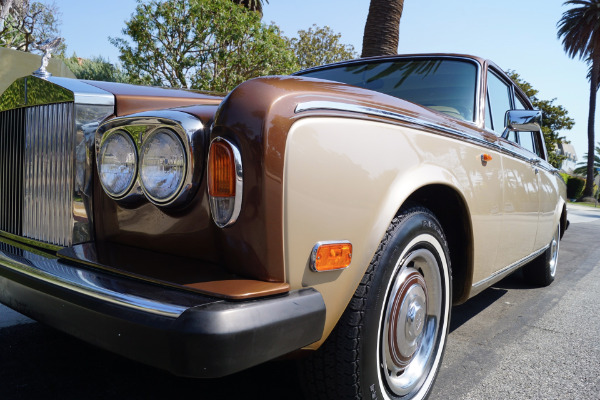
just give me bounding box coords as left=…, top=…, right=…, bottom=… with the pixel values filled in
left=387, top=271, right=427, bottom=368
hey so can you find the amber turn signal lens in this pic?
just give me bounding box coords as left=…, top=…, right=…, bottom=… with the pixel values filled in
left=209, top=141, right=236, bottom=197
left=313, top=242, right=353, bottom=272
left=481, top=153, right=493, bottom=162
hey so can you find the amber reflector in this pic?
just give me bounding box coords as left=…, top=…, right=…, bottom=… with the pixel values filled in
left=209, top=141, right=236, bottom=197
left=314, top=243, right=353, bottom=271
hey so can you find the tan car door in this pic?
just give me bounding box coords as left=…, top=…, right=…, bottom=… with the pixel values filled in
left=484, top=70, right=539, bottom=270
left=497, top=140, right=540, bottom=267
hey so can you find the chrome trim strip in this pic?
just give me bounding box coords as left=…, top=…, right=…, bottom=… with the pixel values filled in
left=47, top=77, right=115, bottom=106
left=295, top=100, right=494, bottom=146
left=0, top=230, right=61, bottom=251
left=0, top=239, right=188, bottom=317
left=1, top=76, right=115, bottom=111
left=294, top=100, right=555, bottom=171
left=471, top=245, right=548, bottom=291
left=96, top=110, right=205, bottom=208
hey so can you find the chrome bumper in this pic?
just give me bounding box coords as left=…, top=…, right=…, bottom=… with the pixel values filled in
left=0, top=236, right=325, bottom=378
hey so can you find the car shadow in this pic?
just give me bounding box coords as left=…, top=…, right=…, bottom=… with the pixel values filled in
left=449, top=269, right=532, bottom=333
left=0, top=323, right=304, bottom=400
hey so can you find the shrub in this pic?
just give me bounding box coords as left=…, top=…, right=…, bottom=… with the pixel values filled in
left=566, top=176, right=585, bottom=199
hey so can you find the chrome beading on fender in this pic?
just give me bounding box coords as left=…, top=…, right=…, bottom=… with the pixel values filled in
left=96, top=110, right=204, bottom=208
left=294, top=100, right=556, bottom=173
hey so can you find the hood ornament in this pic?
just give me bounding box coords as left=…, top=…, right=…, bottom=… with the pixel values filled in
left=33, top=37, right=63, bottom=78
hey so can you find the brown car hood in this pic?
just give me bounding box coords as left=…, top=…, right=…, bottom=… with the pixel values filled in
left=84, top=80, right=224, bottom=117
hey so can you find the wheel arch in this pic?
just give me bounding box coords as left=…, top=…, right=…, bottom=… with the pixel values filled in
left=403, top=184, right=474, bottom=305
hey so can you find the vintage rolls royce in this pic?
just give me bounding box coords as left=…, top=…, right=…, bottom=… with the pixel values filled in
left=0, top=54, right=566, bottom=400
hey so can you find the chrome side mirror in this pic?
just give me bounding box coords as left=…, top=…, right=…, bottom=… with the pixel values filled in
left=502, top=109, right=542, bottom=137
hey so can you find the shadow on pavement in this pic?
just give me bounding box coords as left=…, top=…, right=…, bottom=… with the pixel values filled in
left=0, top=323, right=303, bottom=400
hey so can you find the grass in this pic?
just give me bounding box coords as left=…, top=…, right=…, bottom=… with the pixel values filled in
left=568, top=200, right=600, bottom=208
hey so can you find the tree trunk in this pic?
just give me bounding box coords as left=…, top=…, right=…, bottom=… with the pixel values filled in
left=584, top=56, right=599, bottom=198
left=361, top=0, right=404, bottom=58
left=232, top=0, right=262, bottom=15
left=0, top=0, right=15, bottom=33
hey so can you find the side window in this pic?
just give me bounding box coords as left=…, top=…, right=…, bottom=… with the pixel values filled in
left=514, top=95, right=528, bottom=110
left=505, top=130, right=517, bottom=143
left=514, top=94, right=543, bottom=158
left=486, top=72, right=512, bottom=135
left=518, top=131, right=537, bottom=155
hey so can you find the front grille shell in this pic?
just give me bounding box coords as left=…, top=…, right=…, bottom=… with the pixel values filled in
left=0, top=76, right=114, bottom=248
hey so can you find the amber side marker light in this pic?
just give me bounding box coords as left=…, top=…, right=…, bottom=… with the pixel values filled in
left=208, top=137, right=243, bottom=228
left=481, top=153, right=493, bottom=162
left=209, top=140, right=236, bottom=197
left=310, top=241, right=353, bottom=272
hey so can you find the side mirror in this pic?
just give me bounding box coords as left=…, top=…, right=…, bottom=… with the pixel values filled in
left=502, top=109, right=542, bottom=137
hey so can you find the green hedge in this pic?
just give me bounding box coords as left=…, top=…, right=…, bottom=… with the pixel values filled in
left=566, top=176, right=586, bottom=199
left=559, top=172, right=570, bottom=184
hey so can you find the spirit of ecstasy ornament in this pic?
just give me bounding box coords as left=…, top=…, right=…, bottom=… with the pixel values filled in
left=33, top=37, right=63, bottom=78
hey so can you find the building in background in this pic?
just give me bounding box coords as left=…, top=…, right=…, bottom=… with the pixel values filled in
left=557, top=141, right=578, bottom=174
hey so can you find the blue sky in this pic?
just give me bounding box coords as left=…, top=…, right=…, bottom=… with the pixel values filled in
left=56, top=0, right=590, bottom=161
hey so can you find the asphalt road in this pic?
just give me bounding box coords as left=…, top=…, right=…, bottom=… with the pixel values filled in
left=1, top=204, right=599, bottom=399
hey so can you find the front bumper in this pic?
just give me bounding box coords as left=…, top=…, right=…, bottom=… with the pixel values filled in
left=0, top=237, right=326, bottom=378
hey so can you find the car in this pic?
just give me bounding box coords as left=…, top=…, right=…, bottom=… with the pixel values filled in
left=0, top=53, right=567, bottom=400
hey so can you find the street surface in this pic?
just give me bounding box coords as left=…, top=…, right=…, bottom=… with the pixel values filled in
left=1, top=203, right=599, bottom=399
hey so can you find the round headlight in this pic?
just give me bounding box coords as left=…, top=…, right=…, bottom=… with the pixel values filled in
left=98, top=130, right=137, bottom=198
left=139, top=128, right=186, bottom=203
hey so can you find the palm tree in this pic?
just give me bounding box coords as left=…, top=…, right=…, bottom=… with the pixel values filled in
left=232, top=0, right=266, bottom=15
left=361, top=0, right=404, bottom=57
left=573, top=142, right=600, bottom=178
left=558, top=0, right=600, bottom=198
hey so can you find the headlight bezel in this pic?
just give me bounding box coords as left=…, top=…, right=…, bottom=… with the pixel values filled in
left=95, top=111, right=204, bottom=208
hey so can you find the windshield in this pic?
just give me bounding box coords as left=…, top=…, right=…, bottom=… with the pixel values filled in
left=297, top=58, right=478, bottom=122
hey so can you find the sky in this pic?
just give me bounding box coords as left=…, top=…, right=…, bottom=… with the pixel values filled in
left=54, top=0, right=591, bottom=161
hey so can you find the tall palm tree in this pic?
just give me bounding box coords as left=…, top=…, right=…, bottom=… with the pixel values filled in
left=232, top=0, right=266, bottom=15
left=361, top=0, right=404, bottom=57
left=558, top=0, right=600, bottom=198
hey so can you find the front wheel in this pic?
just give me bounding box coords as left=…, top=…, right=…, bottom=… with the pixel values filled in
left=300, top=207, right=452, bottom=400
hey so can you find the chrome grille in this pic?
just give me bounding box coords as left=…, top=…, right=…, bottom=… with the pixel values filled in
left=0, top=107, right=25, bottom=236
left=0, top=103, right=75, bottom=247
left=24, top=103, right=75, bottom=246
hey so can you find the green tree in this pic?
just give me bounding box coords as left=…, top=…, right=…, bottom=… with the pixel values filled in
left=110, top=0, right=297, bottom=92
left=361, top=0, right=404, bottom=57
left=290, top=25, right=356, bottom=70
left=508, top=71, right=575, bottom=169
left=557, top=0, right=600, bottom=197
left=63, top=54, right=130, bottom=83
left=0, top=0, right=64, bottom=54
